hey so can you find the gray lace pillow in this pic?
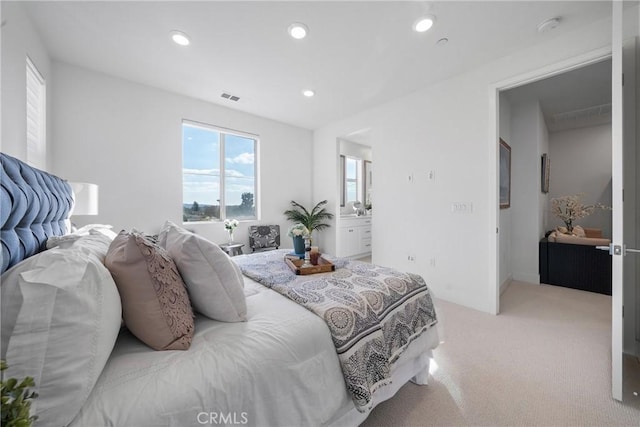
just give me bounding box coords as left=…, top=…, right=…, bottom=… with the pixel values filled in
left=105, top=230, right=194, bottom=350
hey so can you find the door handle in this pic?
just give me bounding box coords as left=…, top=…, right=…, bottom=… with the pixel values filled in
left=597, top=244, right=640, bottom=255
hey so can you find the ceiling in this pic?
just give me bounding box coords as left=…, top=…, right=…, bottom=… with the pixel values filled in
left=504, top=58, right=612, bottom=133
left=21, top=1, right=614, bottom=130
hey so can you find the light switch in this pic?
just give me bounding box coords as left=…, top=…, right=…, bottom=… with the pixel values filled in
left=451, top=202, right=473, bottom=213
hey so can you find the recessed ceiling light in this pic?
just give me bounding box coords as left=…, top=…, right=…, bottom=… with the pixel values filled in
left=537, top=17, right=561, bottom=33
left=288, top=23, right=308, bottom=39
left=170, top=30, right=190, bottom=46
left=302, top=89, right=315, bottom=97
left=414, top=16, right=436, bottom=33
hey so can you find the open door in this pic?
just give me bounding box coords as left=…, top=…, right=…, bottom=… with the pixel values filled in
left=606, top=1, right=639, bottom=402
left=621, top=9, right=640, bottom=390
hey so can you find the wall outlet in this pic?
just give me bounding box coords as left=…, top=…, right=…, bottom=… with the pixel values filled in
left=427, top=170, right=435, bottom=181
left=408, top=255, right=416, bottom=261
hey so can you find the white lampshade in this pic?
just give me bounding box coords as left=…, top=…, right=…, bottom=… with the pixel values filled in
left=70, top=182, right=99, bottom=215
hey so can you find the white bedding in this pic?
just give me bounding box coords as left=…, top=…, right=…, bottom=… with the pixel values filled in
left=70, top=277, right=438, bottom=427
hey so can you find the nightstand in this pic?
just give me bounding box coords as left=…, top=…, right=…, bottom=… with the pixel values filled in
left=219, top=242, right=244, bottom=257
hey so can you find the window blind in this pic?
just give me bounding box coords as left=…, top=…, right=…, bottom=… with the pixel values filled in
left=26, top=56, right=46, bottom=169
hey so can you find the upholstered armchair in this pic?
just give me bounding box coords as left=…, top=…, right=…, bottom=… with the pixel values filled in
left=248, top=225, right=280, bottom=252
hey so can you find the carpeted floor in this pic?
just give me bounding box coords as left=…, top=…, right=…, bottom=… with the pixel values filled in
left=361, top=281, right=640, bottom=426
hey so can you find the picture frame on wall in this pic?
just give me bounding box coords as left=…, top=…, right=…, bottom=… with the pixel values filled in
left=499, top=138, right=511, bottom=209
left=541, top=153, right=550, bottom=193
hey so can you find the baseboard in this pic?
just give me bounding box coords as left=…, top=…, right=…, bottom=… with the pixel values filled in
left=500, top=276, right=513, bottom=295
left=512, top=272, right=541, bottom=285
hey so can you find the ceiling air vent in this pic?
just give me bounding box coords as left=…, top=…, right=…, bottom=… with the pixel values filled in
left=221, top=93, right=240, bottom=102
left=552, top=103, right=611, bottom=123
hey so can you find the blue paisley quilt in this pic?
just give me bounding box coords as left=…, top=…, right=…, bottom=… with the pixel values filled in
left=233, top=250, right=438, bottom=412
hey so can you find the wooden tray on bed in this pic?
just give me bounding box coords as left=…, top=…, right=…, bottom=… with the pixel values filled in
left=285, top=255, right=335, bottom=275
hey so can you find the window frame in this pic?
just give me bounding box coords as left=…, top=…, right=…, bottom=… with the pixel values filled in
left=182, top=120, right=259, bottom=223
left=26, top=56, right=46, bottom=169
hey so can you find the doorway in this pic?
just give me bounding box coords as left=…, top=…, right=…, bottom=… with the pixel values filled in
left=491, top=29, right=640, bottom=404
left=498, top=59, right=613, bottom=293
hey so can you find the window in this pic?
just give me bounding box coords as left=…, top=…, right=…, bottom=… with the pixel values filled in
left=26, top=56, right=46, bottom=169
left=345, top=157, right=359, bottom=203
left=182, top=121, right=258, bottom=222
left=340, top=155, right=365, bottom=207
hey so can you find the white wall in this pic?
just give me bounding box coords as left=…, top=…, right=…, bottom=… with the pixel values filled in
left=51, top=62, right=313, bottom=247
left=339, top=139, right=372, bottom=161
left=509, top=100, right=548, bottom=284
left=313, top=15, right=612, bottom=313
left=1, top=2, right=52, bottom=168
left=498, top=93, right=512, bottom=291
left=547, top=124, right=613, bottom=237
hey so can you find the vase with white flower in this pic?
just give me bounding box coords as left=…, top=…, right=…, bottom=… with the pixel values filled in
left=287, top=223, right=309, bottom=256
left=224, top=218, right=239, bottom=243
left=550, top=194, right=611, bottom=233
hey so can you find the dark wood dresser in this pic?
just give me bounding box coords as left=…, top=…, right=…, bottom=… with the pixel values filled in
left=539, top=238, right=612, bottom=295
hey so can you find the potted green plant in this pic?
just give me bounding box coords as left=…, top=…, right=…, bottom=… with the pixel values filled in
left=283, top=200, right=334, bottom=244
left=1, top=360, right=38, bottom=427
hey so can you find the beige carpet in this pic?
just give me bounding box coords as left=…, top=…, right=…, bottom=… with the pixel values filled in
left=361, top=281, right=640, bottom=426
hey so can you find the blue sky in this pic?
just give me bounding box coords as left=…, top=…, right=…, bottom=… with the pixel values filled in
left=182, top=123, right=255, bottom=206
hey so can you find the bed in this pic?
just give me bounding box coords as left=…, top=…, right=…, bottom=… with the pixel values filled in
left=0, top=152, right=439, bottom=427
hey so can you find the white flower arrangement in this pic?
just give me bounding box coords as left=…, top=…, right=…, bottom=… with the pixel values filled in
left=550, top=194, right=611, bottom=232
left=287, top=223, right=310, bottom=238
left=224, top=218, right=239, bottom=232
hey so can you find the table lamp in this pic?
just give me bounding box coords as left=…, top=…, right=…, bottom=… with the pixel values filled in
left=70, top=182, right=99, bottom=216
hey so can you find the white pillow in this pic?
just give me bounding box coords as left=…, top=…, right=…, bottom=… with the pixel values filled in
left=1, top=240, right=122, bottom=426
left=46, top=233, right=113, bottom=263
left=158, top=220, right=247, bottom=322
left=46, top=224, right=117, bottom=249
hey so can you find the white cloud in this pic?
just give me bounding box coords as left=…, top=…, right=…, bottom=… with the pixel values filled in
left=226, top=152, right=254, bottom=165
left=183, top=168, right=220, bottom=176
left=184, top=168, right=249, bottom=178
left=225, top=169, right=246, bottom=178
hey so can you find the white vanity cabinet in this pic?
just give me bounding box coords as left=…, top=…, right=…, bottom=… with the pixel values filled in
left=337, top=216, right=372, bottom=258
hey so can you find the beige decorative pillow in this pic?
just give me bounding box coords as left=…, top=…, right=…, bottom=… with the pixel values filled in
left=572, top=225, right=586, bottom=237
left=158, top=221, right=247, bottom=322
left=584, top=228, right=603, bottom=238
left=105, top=230, right=194, bottom=350
left=554, top=233, right=611, bottom=246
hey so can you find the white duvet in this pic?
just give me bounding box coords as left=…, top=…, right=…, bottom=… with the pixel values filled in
left=70, top=278, right=437, bottom=427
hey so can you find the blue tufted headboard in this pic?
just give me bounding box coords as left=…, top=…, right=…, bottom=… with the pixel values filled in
left=1, top=153, right=74, bottom=273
